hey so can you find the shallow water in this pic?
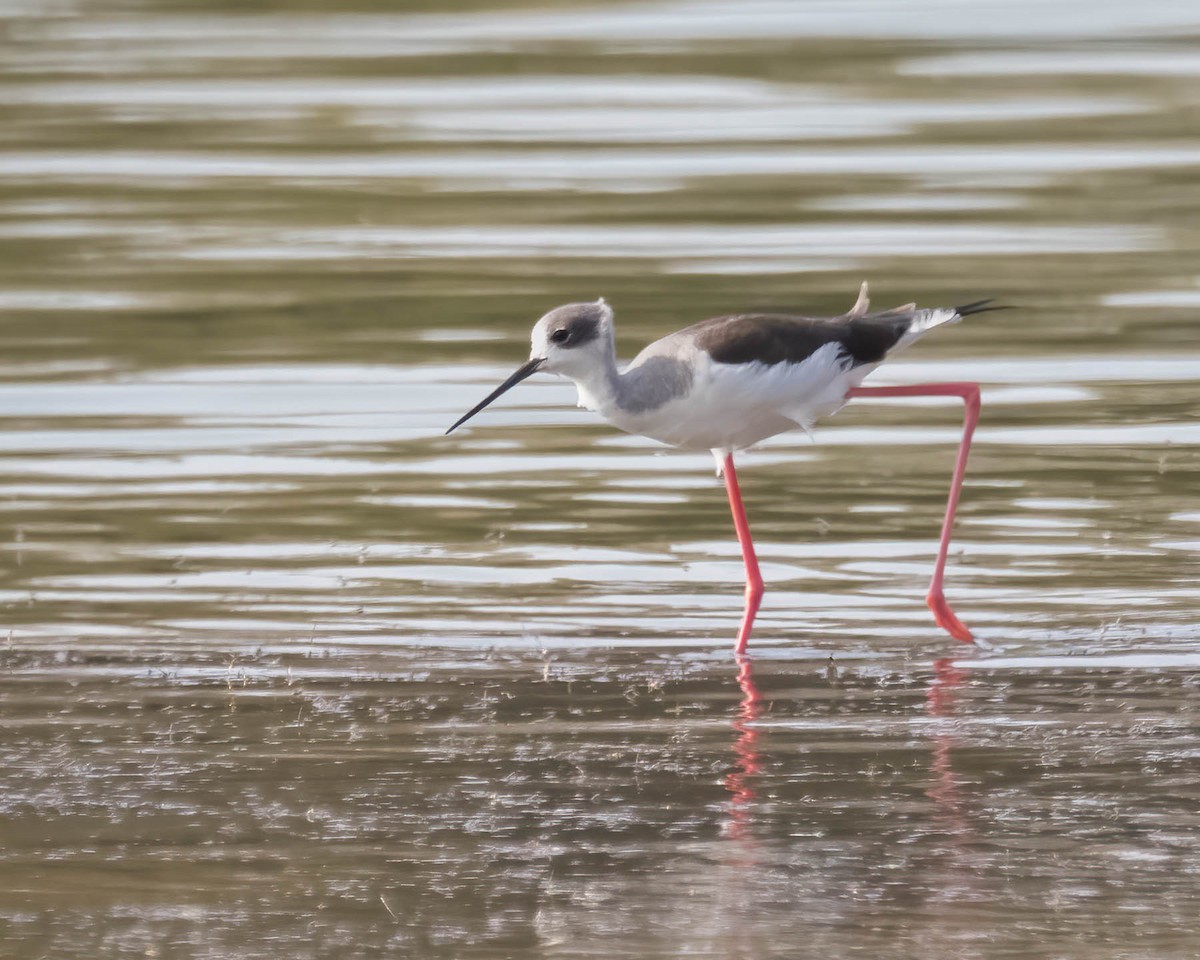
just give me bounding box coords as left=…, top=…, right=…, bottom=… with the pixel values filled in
left=2, top=0, right=1200, bottom=957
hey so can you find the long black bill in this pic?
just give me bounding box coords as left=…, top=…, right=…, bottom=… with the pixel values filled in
left=445, top=357, right=545, bottom=435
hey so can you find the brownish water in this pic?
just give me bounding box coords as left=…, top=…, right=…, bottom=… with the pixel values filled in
left=3, top=1, right=1200, bottom=957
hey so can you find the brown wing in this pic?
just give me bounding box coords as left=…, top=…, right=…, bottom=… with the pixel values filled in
left=690, top=312, right=915, bottom=368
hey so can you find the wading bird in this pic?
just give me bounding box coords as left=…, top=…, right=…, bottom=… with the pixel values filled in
left=447, top=283, right=995, bottom=652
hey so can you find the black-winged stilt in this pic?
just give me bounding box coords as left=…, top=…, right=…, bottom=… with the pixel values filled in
left=447, top=282, right=999, bottom=652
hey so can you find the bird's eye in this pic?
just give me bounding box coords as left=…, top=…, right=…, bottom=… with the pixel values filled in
left=549, top=328, right=569, bottom=344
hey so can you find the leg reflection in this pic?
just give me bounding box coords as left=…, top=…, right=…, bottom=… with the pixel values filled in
left=926, top=657, right=966, bottom=827
left=925, top=657, right=974, bottom=875
left=723, top=654, right=763, bottom=840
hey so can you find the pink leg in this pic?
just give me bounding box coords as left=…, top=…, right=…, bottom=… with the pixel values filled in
left=722, top=453, right=764, bottom=654
left=847, top=383, right=981, bottom=644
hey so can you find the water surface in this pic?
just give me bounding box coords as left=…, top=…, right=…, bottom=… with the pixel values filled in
left=2, top=0, right=1200, bottom=957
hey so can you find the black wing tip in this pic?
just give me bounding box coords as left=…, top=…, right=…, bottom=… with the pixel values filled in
left=955, top=298, right=1013, bottom=317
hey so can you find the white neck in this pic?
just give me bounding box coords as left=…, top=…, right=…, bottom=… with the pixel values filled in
left=568, top=342, right=620, bottom=414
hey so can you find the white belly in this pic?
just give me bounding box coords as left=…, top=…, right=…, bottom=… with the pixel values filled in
left=603, top=343, right=874, bottom=452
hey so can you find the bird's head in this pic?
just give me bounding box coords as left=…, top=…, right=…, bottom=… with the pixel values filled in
left=446, top=299, right=614, bottom=435
left=529, top=299, right=615, bottom=378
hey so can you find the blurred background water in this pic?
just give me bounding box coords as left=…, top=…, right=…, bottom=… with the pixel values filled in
left=2, top=0, right=1200, bottom=957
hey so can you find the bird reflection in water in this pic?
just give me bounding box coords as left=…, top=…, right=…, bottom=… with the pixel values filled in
left=720, top=656, right=975, bottom=850
left=723, top=654, right=763, bottom=842
left=926, top=657, right=970, bottom=841
left=923, top=655, right=983, bottom=912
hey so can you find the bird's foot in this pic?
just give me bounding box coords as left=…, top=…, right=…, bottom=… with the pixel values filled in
left=926, top=591, right=975, bottom=644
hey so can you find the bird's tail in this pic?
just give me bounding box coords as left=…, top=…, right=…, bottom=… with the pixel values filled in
left=899, top=297, right=1008, bottom=346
